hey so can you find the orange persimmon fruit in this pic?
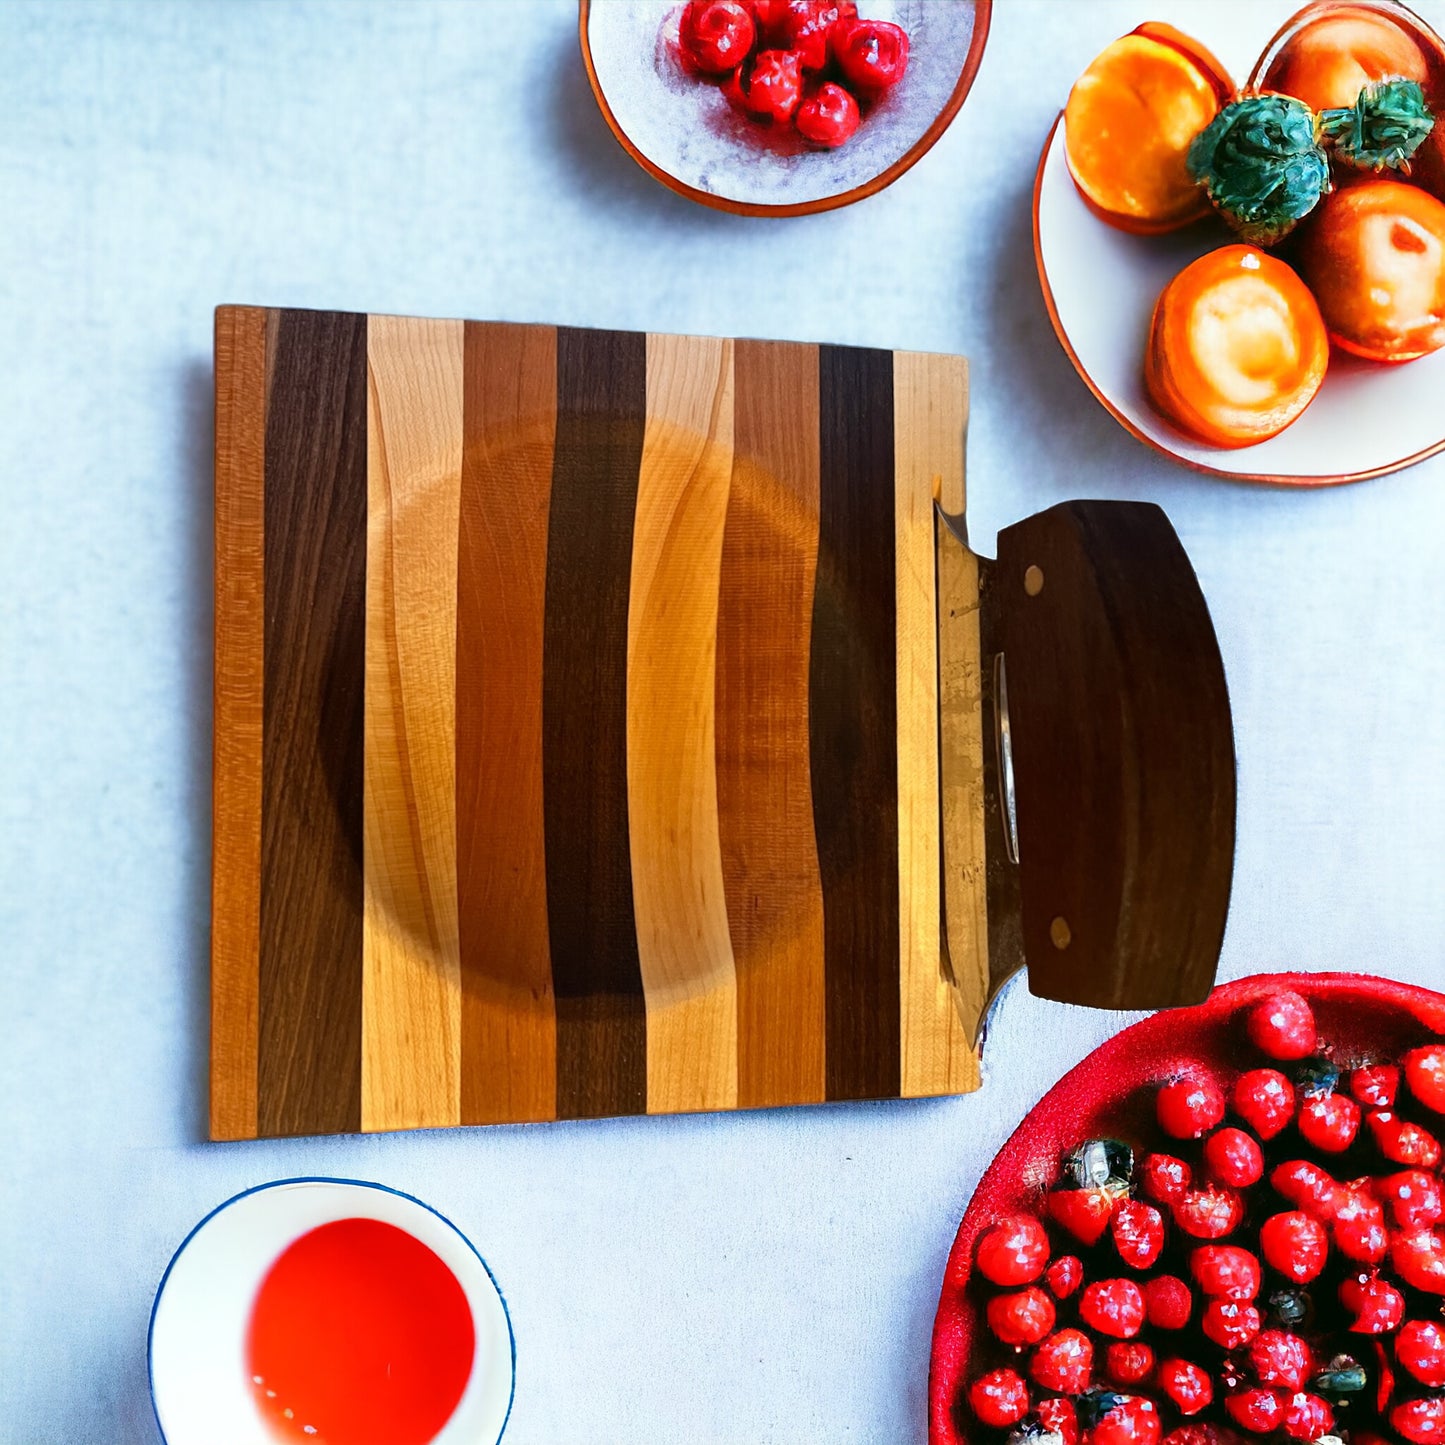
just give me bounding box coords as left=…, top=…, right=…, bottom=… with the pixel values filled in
left=1065, top=25, right=1233, bottom=234
left=1297, top=178, right=1445, bottom=361
left=1145, top=245, right=1329, bottom=448
left=1259, top=6, right=1430, bottom=113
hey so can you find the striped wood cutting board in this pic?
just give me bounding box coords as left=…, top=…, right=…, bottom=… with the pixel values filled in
left=211, top=307, right=988, bottom=1138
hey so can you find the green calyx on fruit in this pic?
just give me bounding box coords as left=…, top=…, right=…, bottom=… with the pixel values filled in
left=1187, top=92, right=1331, bottom=244
left=1319, top=79, right=1435, bottom=172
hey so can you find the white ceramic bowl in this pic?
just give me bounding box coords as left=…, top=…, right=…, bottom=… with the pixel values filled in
left=1034, top=112, right=1445, bottom=486
left=582, top=1, right=991, bottom=215
left=149, top=1178, right=514, bottom=1445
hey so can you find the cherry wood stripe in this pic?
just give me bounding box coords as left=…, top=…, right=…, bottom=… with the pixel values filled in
left=893, top=351, right=980, bottom=1097
left=812, top=344, right=901, bottom=1101
left=719, top=340, right=826, bottom=1109
left=457, top=322, right=558, bottom=1124
left=211, top=305, right=268, bottom=1141
left=629, top=334, right=738, bottom=1114
left=360, top=316, right=464, bottom=1132
left=544, top=327, right=648, bottom=1119
left=258, top=308, right=368, bottom=1138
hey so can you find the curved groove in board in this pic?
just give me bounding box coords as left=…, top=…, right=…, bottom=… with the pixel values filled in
left=893, top=351, right=980, bottom=1097
left=361, top=315, right=464, bottom=1133
left=718, top=340, right=826, bottom=1109
left=456, top=321, right=559, bottom=1125
left=629, top=334, right=739, bottom=1115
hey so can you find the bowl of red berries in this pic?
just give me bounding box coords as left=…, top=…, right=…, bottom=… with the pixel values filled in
left=580, top=1, right=992, bottom=215
left=931, top=972, right=1445, bottom=1445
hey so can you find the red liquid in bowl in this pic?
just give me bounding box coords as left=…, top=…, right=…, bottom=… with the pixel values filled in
left=246, top=1217, right=475, bottom=1445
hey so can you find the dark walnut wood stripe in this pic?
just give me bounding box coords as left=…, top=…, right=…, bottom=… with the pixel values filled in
left=544, top=326, right=648, bottom=1119
left=258, top=308, right=368, bottom=1137
left=211, top=305, right=268, bottom=1141
left=718, top=339, right=827, bottom=1109
left=812, top=344, right=901, bottom=1101
left=457, top=322, right=559, bottom=1124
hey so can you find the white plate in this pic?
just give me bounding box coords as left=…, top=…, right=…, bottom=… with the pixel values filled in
left=1034, top=112, right=1445, bottom=485
left=582, top=1, right=990, bottom=214
left=149, top=1178, right=515, bottom=1445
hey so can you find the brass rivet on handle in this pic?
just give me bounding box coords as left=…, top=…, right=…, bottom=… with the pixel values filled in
left=1024, top=565, right=1044, bottom=597
left=1050, top=916, right=1072, bottom=950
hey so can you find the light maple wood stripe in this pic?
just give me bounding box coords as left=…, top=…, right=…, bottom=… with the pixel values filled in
left=211, top=305, right=267, bottom=1141
left=361, top=314, right=464, bottom=1132
left=457, top=321, right=557, bottom=1124
left=721, top=340, right=825, bottom=1108
left=894, top=351, right=982, bottom=1096
left=630, top=333, right=738, bottom=1114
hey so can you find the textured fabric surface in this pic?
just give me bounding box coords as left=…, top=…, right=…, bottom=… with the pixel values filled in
left=2, top=2, right=1443, bottom=1441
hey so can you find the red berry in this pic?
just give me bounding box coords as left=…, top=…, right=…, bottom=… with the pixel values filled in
left=1112, top=1201, right=1166, bottom=1270
left=1333, top=1186, right=1389, bottom=1264
left=976, top=1215, right=1051, bottom=1286
left=1393, top=1396, right=1445, bottom=1445
left=1204, top=1128, right=1264, bottom=1187
left=794, top=81, right=860, bottom=148
left=1378, top=1169, right=1444, bottom=1228
left=1351, top=1063, right=1400, bottom=1109
left=1392, top=1225, right=1445, bottom=1293
left=1190, top=1244, right=1261, bottom=1300
left=1233, top=1069, right=1296, bottom=1141
left=1163, top=1431, right=1218, bottom=1445
left=1398, top=1320, right=1445, bottom=1388
left=1246, top=991, right=1317, bottom=1060
left=830, top=16, right=910, bottom=91
left=968, top=1366, right=1030, bottom=1427
left=1158, top=1359, right=1213, bottom=1415
left=1107, top=1341, right=1156, bottom=1386
left=1143, top=1275, right=1192, bottom=1330
left=1248, top=1329, right=1313, bottom=1390
left=1039, top=1396, right=1080, bottom=1445
left=1226, top=1385, right=1287, bottom=1433
left=1080, top=1279, right=1146, bottom=1339
left=1339, top=1272, right=1404, bottom=1332
left=1049, top=1188, right=1116, bottom=1246
left=1368, top=1109, right=1443, bottom=1169
left=1298, top=1090, right=1361, bottom=1152
left=1089, top=1396, right=1161, bottom=1445
left=1281, top=1390, right=1333, bottom=1441
left=1259, top=1211, right=1328, bottom=1283
left=679, top=0, right=757, bottom=72
left=1405, top=1044, right=1445, bottom=1114
left=730, top=49, right=804, bottom=122
left=1270, top=1159, right=1342, bottom=1220
left=987, top=1286, right=1057, bottom=1347
left=1047, top=1255, right=1084, bottom=1299
left=1030, top=1328, right=1094, bottom=1395
left=1173, top=1185, right=1244, bottom=1239
left=1140, top=1154, right=1193, bottom=1205
left=1157, top=1078, right=1227, bottom=1140
left=750, top=0, right=794, bottom=36
left=1202, top=1298, right=1262, bottom=1350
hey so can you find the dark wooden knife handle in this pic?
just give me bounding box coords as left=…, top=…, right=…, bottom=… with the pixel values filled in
left=994, top=500, right=1234, bottom=1010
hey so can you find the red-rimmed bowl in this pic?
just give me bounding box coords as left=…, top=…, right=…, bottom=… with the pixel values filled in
left=580, top=1, right=991, bottom=216
left=1034, top=1, right=1445, bottom=486
left=929, top=971, right=1445, bottom=1444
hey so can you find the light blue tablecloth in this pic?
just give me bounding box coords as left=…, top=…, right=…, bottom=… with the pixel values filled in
left=3, top=3, right=1443, bottom=1440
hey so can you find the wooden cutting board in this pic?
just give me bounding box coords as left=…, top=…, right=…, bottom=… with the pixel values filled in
left=211, top=306, right=987, bottom=1139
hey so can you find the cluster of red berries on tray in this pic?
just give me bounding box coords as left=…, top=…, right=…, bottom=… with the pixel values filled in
left=676, top=0, right=910, bottom=149
left=963, top=990, right=1445, bottom=1445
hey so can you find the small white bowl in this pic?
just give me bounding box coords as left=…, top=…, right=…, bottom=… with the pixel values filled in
left=149, top=1178, right=514, bottom=1445
left=582, top=1, right=991, bottom=215
left=1033, top=113, right=1445, bottom=486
